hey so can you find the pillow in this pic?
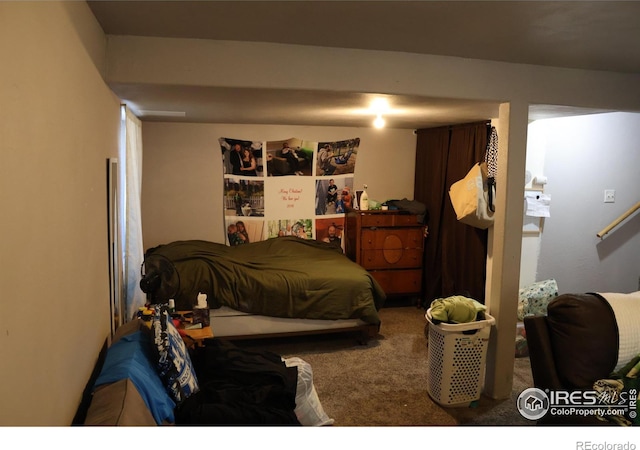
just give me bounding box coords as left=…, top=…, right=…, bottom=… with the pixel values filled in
left=151, top=305, right=200, bottom=404
left=517, top=279, right=558, bottom=320
left=93, top=330, right=176, bottom=424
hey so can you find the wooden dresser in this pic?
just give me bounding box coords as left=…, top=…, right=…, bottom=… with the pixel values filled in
left=345, top=209, right=425, bottom=299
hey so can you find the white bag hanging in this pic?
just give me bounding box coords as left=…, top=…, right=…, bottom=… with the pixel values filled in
left=448, top=161, right=495, bottom=229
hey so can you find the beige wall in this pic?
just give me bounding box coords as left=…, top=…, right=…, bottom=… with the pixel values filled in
left=141, top=122, right=417, bottom=248
left=0, top=2, right=121, bottom=425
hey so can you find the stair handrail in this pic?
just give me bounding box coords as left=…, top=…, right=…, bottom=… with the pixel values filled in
left=597, top=201, right=640, bottom=239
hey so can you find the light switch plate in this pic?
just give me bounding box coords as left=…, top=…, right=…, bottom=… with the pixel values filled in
left=604, top=189, right=616, bottom=203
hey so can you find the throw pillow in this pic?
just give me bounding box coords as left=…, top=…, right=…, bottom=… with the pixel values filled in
left=151, top=305, right=200, bottom=404
left=517, top=279, right=558, bottom=320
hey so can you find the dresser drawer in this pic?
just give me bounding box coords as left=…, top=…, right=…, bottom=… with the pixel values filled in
left=360, top=213, right=396, bottom=227
left=370, top=269, right=422, bottom=295
left=345, top=209, right=424, bottom=298
left=392, top=214, right=422, bottom=227
left=360, top=228, right=424, bottom=250
left=359, top=213, right=421, bottom=228
left=360, top=248, right=423, bottom=269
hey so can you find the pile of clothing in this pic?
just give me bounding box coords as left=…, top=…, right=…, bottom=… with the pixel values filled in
left=428, top=295, right=486, bottom=324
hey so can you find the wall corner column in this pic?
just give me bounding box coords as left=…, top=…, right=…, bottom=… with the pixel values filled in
left=483, top=101, right=528, bottom=399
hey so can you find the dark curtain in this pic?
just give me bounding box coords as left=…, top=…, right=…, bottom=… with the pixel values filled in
left=414, top=121, right=489, bottom=307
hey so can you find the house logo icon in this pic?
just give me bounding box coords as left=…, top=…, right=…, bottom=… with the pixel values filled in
left=517, top=388, right=550, bottom=420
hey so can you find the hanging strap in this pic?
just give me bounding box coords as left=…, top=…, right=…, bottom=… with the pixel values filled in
left=485, top=126, right=498, bottom=212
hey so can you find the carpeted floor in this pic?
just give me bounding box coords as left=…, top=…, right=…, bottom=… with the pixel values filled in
left=233, top=306, right=535, bottom=426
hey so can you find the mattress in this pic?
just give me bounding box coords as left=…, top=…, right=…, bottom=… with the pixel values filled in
left=210, top=306, right=370, bottom=338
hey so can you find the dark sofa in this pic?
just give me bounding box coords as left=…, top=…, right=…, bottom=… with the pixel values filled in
left=524, top=292, right=633, bottom=425
left=81, top=311, right=334, bottom=426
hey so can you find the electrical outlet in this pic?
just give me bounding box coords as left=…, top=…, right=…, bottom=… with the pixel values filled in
left=604, top=189, right=616, bottom=203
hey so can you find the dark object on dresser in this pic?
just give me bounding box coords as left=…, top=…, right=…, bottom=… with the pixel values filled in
left=384, top=198, right=429, bottom=225
left=524, top=293, right=620, bottom=425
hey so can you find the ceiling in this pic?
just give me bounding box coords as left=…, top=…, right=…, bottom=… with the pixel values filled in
left=88, top=1, right=640, bottom=128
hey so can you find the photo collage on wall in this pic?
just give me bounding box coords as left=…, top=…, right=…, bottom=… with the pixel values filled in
left=219, top=137, right=360, bottom=251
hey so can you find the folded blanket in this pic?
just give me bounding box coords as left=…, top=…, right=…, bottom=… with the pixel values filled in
left=429, top=296, right=486, bottom=324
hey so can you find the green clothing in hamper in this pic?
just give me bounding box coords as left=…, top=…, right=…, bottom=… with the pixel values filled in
left=429, top=296, right=486, bottom=324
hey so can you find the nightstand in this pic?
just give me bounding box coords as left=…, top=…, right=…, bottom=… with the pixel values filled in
left=181, top=325, right=214, bottom=347
left=174, top=310, right=214, bottom=347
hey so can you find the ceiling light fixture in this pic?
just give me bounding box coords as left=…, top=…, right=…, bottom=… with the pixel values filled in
left=370, top=99, right=389, bottom=129
left=370, top=98, right=390, bottom=114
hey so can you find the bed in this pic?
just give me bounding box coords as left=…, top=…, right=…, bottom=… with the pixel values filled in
left=139, top=236, right=386, bottom=342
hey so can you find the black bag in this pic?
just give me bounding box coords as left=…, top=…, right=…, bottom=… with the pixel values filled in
left=175, top=340, right=300, bottom=425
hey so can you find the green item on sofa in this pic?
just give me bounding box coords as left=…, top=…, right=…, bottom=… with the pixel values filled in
left=429, top=295, right=486, bottom=324
left=593, top=353, right=640, bottom=426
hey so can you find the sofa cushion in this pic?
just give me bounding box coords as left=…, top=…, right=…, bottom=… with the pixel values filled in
left=112, top=317, right=145, bottom=344
left=85, top=379, right=157, bottom=426
left=151, top=305, right=200, bottom=404
left=91, top=330, right=176, bottom=424
left=546, top=293, right=618, bottom=390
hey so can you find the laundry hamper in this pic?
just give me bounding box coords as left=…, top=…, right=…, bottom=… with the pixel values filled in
left=425, top=309, right=495, bottom=407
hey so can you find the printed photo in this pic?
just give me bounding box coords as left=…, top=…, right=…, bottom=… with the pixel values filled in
left=219, top=137, right=264, bottom=177
left=225, top=218, right=265, bottom=246
left=266, top=138, right=314, bottom=177
left=224, top=177, right=265, bottom=217
left=267, top=219, right=313, bottom=240
left=316, top=138, right=359, bottom=176
left=315, top=177, right=354, bottom=215
left=315, top=217, right=345, bottom=251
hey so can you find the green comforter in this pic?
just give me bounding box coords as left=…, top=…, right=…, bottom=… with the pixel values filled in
left=141, top=237, right=385, bottom=324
